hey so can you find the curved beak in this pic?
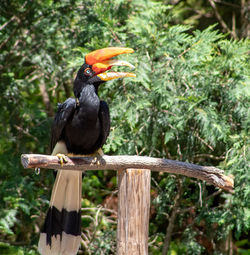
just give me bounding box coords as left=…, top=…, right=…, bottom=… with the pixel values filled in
left=85, top=47, right=136, bottom=81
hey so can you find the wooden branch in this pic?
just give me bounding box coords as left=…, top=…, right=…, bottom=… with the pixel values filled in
left=21, top=154, right=234, bottom=192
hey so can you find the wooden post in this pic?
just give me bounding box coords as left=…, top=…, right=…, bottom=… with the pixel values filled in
left=117, top=169, right=151, bottom=255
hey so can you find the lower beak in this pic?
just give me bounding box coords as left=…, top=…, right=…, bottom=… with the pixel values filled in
left=97, top=72, right=136, bottom=81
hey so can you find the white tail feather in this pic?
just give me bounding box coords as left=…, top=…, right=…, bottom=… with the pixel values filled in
left=38, top=141, right=82, bottom=255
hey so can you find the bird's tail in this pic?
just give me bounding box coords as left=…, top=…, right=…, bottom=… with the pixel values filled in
left=38, top=142, right=82, bottom=255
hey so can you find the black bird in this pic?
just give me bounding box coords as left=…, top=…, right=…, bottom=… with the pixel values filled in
left=38, top=47, right=135, bottom=255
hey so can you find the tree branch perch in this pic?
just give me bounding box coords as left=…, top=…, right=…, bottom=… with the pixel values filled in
left=21, top=154, right=233, bottom=192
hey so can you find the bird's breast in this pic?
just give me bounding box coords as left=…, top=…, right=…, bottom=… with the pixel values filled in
left=63, top=90, right=101, bottom=154
left=64, top=116, right=101, bottom=154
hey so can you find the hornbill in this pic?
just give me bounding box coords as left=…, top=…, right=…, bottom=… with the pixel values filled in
left=38, top=47, right=135, bottom=255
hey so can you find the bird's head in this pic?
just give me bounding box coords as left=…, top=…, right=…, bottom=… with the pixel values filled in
left=74, top=47, right=136, bottom=97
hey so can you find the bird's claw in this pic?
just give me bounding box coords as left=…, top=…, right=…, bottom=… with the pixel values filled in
left=56, top=153, right=68, bottom=166
left=92, top=156, right=101, bottom=165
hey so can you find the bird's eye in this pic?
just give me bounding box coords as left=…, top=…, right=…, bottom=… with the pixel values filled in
left=84, top=68, right=91, bottom=75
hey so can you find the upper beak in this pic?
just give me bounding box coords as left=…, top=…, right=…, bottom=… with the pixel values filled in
left=85, top=47, right=136, bottom=81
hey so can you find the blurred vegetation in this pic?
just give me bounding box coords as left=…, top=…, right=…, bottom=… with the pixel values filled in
left=0, top=0, right=249, bottom=254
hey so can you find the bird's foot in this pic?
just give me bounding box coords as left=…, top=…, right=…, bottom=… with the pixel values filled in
left=56, top=153, right=68, bottom=166
left=91, top=156, right=100, bottom=165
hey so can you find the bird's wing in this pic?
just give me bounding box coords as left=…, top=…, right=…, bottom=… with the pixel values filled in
left=98, top=100, right=110, bottom=148
left=50, top=98, right=76, bottom=152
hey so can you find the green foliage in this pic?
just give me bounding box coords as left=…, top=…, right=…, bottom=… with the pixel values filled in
left=0, top=0, right=249, bottom=254
left=0, top=242, right=37, bottom=255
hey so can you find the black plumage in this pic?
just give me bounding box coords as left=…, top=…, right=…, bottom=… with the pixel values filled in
left=51, top=64, right=110, bottom=155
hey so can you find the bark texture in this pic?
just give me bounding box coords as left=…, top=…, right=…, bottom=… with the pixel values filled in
left=117, top=169, right=151, bottom=255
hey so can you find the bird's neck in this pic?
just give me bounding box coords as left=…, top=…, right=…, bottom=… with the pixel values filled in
left=73, top=79, right=99, bottom=98
left=76, top=85, right=100, bottom=119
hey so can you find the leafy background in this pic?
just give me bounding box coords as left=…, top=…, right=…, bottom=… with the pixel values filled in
left=0, top=0, right=249, bottom=254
